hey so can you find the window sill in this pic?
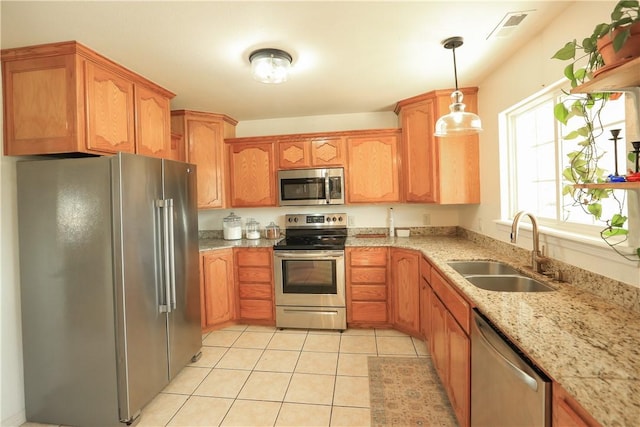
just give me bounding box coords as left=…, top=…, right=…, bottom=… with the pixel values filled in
left=494, top=219, right=638, bottom=259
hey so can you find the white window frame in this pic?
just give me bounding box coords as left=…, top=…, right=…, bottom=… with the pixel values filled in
left=501, top=80, right=634, bottom=238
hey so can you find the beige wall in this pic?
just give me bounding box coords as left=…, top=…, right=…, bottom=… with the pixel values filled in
left=462, top=0, right=640, bottom=286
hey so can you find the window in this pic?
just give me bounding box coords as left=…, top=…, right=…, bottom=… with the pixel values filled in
left=503, top=81, right=627, bottom=234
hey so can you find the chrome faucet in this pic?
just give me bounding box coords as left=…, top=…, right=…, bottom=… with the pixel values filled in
left=510, top=211, right=550, bottom=274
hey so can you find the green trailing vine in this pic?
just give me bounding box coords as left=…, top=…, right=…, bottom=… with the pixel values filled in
left=551, top=0, right=640, bottom=260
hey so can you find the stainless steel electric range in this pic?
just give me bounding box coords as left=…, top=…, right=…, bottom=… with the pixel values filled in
left=273, top=213, right=347, bottom=330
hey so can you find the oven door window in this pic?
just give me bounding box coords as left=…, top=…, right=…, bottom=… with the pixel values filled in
left=281, top=259, right=337, bottom=294
left=281, top=178, right=326, bottom=201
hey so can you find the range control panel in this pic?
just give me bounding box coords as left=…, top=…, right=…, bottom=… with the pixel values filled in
left=284, top=213, right=347, bottom=228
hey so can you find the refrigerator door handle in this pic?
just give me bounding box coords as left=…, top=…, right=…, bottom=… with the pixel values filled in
left=166, top=198, right=177, bottom=310
left=157, top=199, right=172, bottom=313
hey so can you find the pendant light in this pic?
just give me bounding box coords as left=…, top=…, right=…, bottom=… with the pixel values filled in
left=249, top=48, right=292, bottom=84
left=434, top=37, right=482, bottom=137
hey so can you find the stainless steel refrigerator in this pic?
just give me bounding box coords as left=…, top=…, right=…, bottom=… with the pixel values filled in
left=17, top=153, right=202, bottom=426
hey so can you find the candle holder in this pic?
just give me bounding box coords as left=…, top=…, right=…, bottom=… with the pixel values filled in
left=632, top=141, right=640, bottom=173
left=609, top=129, right=622, bottom=176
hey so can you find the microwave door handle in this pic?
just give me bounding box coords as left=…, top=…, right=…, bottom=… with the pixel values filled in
left=324, top=171, right=330, bottom=204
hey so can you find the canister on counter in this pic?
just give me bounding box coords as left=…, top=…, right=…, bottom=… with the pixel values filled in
left=245, top=218, right=261, bottom=239
left=223, top=212, right=242, bottom=240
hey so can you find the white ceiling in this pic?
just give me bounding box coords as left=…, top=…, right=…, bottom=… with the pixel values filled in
left=1, top=1, right=574, bottom=122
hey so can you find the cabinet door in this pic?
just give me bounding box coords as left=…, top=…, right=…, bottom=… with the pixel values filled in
left=553, top=382, right=601, bottom=427
left=201, top=249, right=234, bottom=329
left=346, top=133, right=401, bottom=203
left=310, top=136, right=345, bottom=166
left=430, top=293, right=449, bottom=387
left=187, top=119, right=225, bottom=209
left=3, top=55, right=80, bottom=155
left=401, top=99, right=437, bottom=202
left=228, top=142, right=277, bottom=207
left=135, top=85, right=172, bottom=159
left=278, top=139, right=311, bottom=169
left=419, top=256, right=432, bottom=340
left=85, top=60, right=136, bottom=154
left=391, top=249, right=420, bottom=335
left=447, top=312, right=470, bottom=427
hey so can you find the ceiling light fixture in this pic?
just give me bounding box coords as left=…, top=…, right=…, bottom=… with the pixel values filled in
left=434, top=37, right=483, bottom=137
left=249, top=48, right=292, bottom=84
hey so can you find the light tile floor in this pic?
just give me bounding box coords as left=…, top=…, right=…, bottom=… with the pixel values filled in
left=140, top=324, right=429, bottom=427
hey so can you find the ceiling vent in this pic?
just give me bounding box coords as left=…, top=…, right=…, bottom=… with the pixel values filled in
left=487, top=10, right=533, bottom=39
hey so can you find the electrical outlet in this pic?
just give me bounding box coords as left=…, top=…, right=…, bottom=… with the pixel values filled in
left=348, top=216, right=355, bottom=226
left=478, top=218, right=483, bottom=232
left=423, top=214, right=431, bottom=225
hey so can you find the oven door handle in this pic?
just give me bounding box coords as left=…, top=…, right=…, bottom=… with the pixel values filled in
left=324, top=170, right=330, bottom=204
left=274, top=251, right=344, bottom=259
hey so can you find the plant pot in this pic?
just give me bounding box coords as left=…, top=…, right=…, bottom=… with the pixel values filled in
left=595, top=21, right=640, bottom=75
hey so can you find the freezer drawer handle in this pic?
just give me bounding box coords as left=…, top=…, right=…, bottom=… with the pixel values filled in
left=475, top=315, right=538, bottom=391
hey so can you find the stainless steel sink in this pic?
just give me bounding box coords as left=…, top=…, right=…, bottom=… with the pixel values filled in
left=448, top=260, right=520, bottom=276
left=465, top=275, right=555, bottom=292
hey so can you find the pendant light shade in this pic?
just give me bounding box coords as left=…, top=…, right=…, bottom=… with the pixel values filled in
left=434, top=37, right=482, bottom=137
left=249, top=48, right=292, bottom=84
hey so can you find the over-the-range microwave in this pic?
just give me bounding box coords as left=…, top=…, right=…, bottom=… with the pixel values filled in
left=278, top=167, right=345, bottom=206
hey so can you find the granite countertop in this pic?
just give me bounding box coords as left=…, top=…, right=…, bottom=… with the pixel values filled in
left=200, top=235, right=639, bottom=425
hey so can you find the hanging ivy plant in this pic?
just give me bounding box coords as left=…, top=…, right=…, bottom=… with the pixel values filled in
left=551, top=0, right=640, bottom=260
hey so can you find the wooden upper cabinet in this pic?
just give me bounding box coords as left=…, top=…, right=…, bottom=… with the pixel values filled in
left=135, top=85, right=173, bottom=160
left=398, top=98, right=437, bottom=202
left=85, top=60, right=135, bottom=154
left=346, top=129, right=401, bottom=203
left=1, top=41, right=175, bottom=157
left=171, top=110, right=237, bottom=209
left=227, top=140, right=277, bottom=207
left=395, top=87, right=480, bottom=204
left=277, top=136, right=345, bottom=169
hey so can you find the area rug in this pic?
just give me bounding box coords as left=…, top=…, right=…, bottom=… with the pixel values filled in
left=368, top=356, right=458, bottom=427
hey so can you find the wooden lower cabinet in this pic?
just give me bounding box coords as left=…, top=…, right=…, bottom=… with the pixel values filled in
left=200, top=249, right=235, bottom=331
left=419, top=255, right=432, bottom=341
left=391, top=248, right=421, bottom=336
left=553, top=382, right=602, bottom=427
left=428, top=266, right=471, bottom=427
left=234, top=247, right=275, bottom=323
left=346, top=247, right=390, bottom=327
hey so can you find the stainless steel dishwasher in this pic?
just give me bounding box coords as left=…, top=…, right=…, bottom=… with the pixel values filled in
left=471, top=309, right=551, bottom=426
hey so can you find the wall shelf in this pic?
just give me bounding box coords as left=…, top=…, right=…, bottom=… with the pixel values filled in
left=574, top=182, right=640, bottom=190
left=570, top=56, right=640, bottom=94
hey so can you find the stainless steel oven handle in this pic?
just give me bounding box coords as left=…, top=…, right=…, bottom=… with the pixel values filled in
left=324, top=170, right=331, bottom=204
left=274, top=251, right=344, bottom=259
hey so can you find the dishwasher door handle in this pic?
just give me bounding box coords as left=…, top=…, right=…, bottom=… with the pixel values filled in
left=474, top=316, right=539, bottom=392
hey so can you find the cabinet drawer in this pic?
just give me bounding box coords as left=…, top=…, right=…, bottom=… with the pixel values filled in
left=420, top=256, right=431, bottom=282
left=350, top=301, right=388, bottom=322
left=239, top=299, right=273, bottom=320
left=431, top=269, right=470, bottom=334
left=236, top=249, right=271, bottom=267
left=351, top=284, right=387, bottom=301
left=237, top=267, right=272, bottom=283
left=238, top=283, right=272, bottom=300
left=350, top=267, right=386, bottom=283
left=349, top=248, right=387, bottom=266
